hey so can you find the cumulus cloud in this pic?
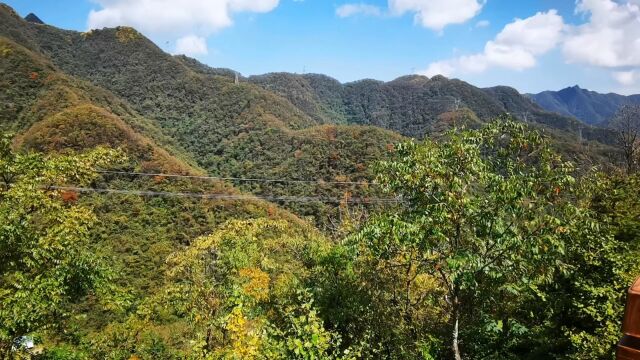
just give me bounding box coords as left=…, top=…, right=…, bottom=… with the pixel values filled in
left=613, top=70, right=640, bottom=86
left=475, top=20, right=490, bottom=28
left=337, top=0, right=483, bottom=31
left=563, top=0, right=640, bottom=68
left=87, top=0, right=280, bottom=35
left=174, top=35, right=208, bottom=56
left=389, top=0, right=485, bottom=31
left=421, top=10, right=565, bottom=77
left=336, top=3, right=382, bottom=18
left=423, top=61, right=456, bottom=77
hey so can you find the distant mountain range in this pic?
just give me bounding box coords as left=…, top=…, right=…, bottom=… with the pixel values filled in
left=528, top=86, right=640, bottom=126
left=0, top=3, right=618, bottom=192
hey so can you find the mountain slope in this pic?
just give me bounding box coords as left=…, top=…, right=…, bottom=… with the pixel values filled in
left=529, top=85, right=640, bottom=125
left=246, top=71, right=617, bottom=149
left=1, top=18, right=307, bottom=339
left=0, top=4, right=402, bottom=225
left=247, top=73, right=503, bottom=137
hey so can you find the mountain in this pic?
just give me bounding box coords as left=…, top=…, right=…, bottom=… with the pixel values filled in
left=0, top=2, right=621, bottom=212
left=24, top=12, right=43, bottom=24
left=245, top=72, right=619, bottom=164
left=0, top=6, right=308, bottom=272
left=0, top=3, right=402, bottom=227
left=247, top=72, right=594, bottom=139
left=529, top=85, right=640, bottom=125
left=0, top=2, right=620, bottom=209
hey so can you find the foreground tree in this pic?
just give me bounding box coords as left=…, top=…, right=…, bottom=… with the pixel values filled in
left=354, top=119, right=598, bottom=359
left=89, top=218, right=359, bottom=359
left=0, top=134, right=122, bottom=357
left=610, top=105, right=640, bottom=174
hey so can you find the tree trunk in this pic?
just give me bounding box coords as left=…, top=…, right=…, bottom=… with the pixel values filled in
left=452, top=298, right=462, bottom=360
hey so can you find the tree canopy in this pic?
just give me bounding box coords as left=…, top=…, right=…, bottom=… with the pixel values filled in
left=0, top=134, right=123, bottom=357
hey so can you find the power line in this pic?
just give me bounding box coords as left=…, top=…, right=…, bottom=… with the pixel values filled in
left=51, top=186, right=401, bottom=205
left=97, top=170, right=378, bottom=186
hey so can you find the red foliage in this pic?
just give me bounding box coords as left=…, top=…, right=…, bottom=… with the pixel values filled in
left=29, top=71, right=39, bottom=80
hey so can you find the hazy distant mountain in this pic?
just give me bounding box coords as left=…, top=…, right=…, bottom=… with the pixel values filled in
left=529, top=85, right=640, bottom=125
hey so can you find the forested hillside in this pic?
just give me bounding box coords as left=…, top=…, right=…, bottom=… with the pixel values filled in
left=246, top=72, right=616, bottom=143
left=0, top=4, right=404, bottom=223
left=245, top=71, right=620, bottom=165
left=1, top=2, right=640, bottom=359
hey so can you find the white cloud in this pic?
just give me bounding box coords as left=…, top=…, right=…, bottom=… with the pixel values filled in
left=336, top=0, right=483, bottom=31
left=613, top=70, right=639, bottom=85
left=475, top=20, right=490, bottom=28
left=336, top=3, right=382, bottom=18
left=420, top=10, right=565, bottom=77
left=421, top=1, right=640, bottom=85
left=389, top=0, right=484, bottom=31
left=563, top=0, right=640, bottom=68
left=174, top=35, right=208, bottom=56
left=423, top=61, right=456, bottom=77
left=87, top=0, right=280, bottom=35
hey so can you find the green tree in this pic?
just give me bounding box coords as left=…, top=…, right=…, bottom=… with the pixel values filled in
left=542, top=172, right=637, bottom=359
left=163, top=218, right=355, bottom=359
left=89, top=218, right=356, bottom=359
left=353, top=119, right=580, bottom=359
left=0, top=133, right=122, bottom=357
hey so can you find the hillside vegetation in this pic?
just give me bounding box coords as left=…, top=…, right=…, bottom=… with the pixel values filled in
left=0, top=7, right=405, bottom=225
left=1, top=3, right=639, bottom=359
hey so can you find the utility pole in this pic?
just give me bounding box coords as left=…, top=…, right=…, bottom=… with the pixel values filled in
left=234, top=72, right=239, bottom=85
left=578, top=126, right=583, bottom=143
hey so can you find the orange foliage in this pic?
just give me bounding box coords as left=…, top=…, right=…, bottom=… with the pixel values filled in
left=324, top=126, right=338, bottom=141
left=29, top=71, right=39, bottom=80
left=238, top=267, right=270, bottom=302
left=60, top=190, right=79, bottom=203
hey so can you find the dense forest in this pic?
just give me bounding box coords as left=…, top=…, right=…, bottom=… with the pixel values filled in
left=2, top=3, right=640, bottom=359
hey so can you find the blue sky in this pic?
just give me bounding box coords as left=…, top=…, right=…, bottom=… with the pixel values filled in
left=5, top=0, right=640, bottom=94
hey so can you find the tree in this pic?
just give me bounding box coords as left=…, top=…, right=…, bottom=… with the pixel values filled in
left=0, top=133, right=122, bottom=357
left=610, top=105, right=640, bottom=174
left=90, top=218, right=357, bottom=359
left=354, top=119, right=580, bottom=359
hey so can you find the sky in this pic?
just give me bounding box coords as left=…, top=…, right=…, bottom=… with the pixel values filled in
left=5, top=0, right=640, bottom=94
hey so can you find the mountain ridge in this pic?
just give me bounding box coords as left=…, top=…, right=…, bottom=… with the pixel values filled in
left=1, top=1, right=617, bottom=168
left=528, top=85, right=640, bottom=125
